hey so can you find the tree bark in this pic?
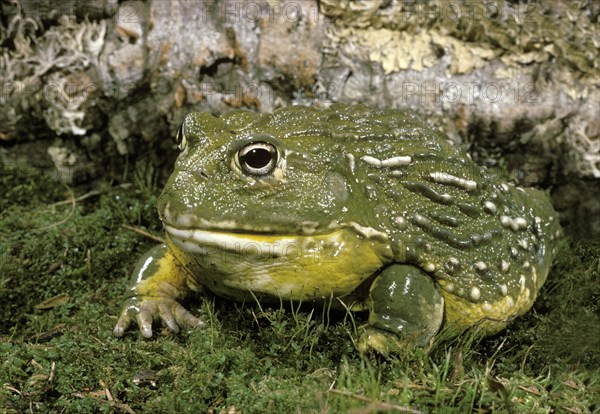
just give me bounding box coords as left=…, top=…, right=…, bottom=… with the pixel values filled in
left=0, top=0, right=598, bottom=238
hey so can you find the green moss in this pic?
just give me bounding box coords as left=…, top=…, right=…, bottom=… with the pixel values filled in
left=0, top=161, right=598, bottom=413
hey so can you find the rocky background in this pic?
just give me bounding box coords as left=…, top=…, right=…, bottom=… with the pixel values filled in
left=0, top=0, right=598, bottom=239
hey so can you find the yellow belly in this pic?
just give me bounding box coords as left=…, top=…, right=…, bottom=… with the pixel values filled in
left=166, top=227, right=392, bottom=302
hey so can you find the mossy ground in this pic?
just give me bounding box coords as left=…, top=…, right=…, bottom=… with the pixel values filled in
left=0, top=160, right=598, bottom=414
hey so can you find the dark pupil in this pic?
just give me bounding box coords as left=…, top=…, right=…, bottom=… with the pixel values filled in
left=241, top=148, right=272, bottom=168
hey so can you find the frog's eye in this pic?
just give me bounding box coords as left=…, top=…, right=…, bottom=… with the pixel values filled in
left=175, top=124, right=186, bottom=151
left=238, top=141, right=278, bottom=176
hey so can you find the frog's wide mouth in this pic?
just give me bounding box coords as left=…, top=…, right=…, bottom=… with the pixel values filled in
left=164, top=224, right=348, bottom=260
left=164, top=219, right=390, bottom=260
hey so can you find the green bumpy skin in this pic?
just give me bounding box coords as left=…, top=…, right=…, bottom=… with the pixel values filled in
left=113, top=104, right=561, bottom=352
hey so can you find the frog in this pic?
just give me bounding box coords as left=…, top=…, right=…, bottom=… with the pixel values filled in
left=113, top=104, right=561, bottom=353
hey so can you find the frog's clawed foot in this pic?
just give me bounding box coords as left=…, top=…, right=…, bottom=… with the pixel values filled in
left=113, top=297, right=205, bottom=338
left=358, top=326, right=408, bottom=355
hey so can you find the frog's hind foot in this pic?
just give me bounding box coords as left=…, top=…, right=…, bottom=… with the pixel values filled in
left=362, top=264, right=444, bottom=354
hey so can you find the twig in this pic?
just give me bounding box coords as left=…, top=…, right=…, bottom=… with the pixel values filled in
left=121, top=224, right=165, bottom=243
left=48, top=183, right=133, bottom=207
left=328, top=388, right=426, bottom=414
left=48, top=362, right=56, bottom=383
left=50, top=189, right=101, bottom=206
left=79, top=380, right=138, bottom=414
left=4, top=384, right=22, bottom=396
left=517, top=385, right=542, bottom=396
left=35, top=185, right=76, bottom=230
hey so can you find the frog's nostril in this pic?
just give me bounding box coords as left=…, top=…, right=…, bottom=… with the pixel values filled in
left=194, top=169, right=209, bottom=180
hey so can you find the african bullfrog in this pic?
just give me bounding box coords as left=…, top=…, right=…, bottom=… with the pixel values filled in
left=113, top=104, right=560, bottom=352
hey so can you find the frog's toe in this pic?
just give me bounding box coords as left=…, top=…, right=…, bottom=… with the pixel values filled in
left=158, top=300, right=206, bottom=333
left=158, top=302, right=180, bottom=333
left=113, top=297, right=205, bottom=338
left=113, top=300, right=140, bottom=338
left=113, top=324, right=126, bottom=338
left=113, top=321, right=128, bottom=338
left=172, top=302, right=206, bottom=330
left=136, top=304, right=155, bottom=338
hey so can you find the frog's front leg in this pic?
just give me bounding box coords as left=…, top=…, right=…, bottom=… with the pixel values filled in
left=113, top=243, right=205, bottom=338
left=360, top=264, right=444, bottom=354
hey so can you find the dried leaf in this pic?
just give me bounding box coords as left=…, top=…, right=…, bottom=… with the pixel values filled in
left=563, top=380, right=579, bottom=390
left=35, top=293, right=70, bottom=310
left=488, top=376, right=508, bottom=397
left=518, top=385, right=542, bottom=396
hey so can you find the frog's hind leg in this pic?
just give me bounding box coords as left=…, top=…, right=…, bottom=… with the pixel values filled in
left=359, top=264, right=444, bottom=354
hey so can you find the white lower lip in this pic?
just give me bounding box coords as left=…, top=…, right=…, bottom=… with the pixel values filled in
left=165, top=225, right=303, bottom=257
